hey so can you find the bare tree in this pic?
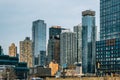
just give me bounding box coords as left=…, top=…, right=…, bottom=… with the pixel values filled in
left=1, top=67, right=16, bottom=80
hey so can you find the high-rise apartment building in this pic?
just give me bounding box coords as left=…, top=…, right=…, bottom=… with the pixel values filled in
left=20, top=37, right=33, bottom=68
left=9, top=43, right=17, bottom=57
left=60, top=30, right=77, bottom=66
left=32, top=20, right=47, bottom=66
left=82, top=10, right=96, bottom=74
left=100, top=0, right=120, bottom=40
left=74, top=24, right=82, bottom=63
left=48, top=26, right=65, bottom=64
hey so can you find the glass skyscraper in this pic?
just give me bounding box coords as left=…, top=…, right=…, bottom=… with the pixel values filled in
left=82, top=10, right=96, bottom=74
left=32, top=20, right=46, bottom=66
left=96, top=0, right=120, bottom=75
left=100, top=0, right=120, bottom=40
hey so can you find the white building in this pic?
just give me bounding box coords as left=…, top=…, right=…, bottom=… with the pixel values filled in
left=74, top=24, right=82, bottom=63
left=60, top=30, right=77, bottom=66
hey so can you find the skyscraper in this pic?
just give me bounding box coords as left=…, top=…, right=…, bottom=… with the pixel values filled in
left=48, top=26, right=65, bottom=64
left=60, top=30, right=77, bottom=66
left=95, top=0, right=120, bottom=75
left=20, top=37, right=33, bottom=68
left=74, top=24, right=82, bottom=63
left=82, top=10, right=96, bottom=74
left=100, top=0, right=120, bottom=40
left=32, top=20, right=46, bottom=66
left=9, top=43, right=17, bottom=57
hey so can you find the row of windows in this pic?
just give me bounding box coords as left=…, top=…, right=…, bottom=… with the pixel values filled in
left=100, top=28, right=120, bottom=33
left=101, top=20, right=120, bottom=27
left=99, top=65, right=120, bottom=69
left=97, top=61, right=120, bottom=65
left=101, top=21, right=120, bottom=27
left=96, top=39, right=120, bottom=44
left=100, top=35, right=120, bottom=40
left=100, top=0, right=120, bottom=8
left=97, top=51, right=120, bottom=55
left=101, top=5, right=120, bottom=15
left=97, top=58, right=118, bottom=61
left=100, top=32, right=120, bottom=37
left=96, top=45, right=120, bottom=49
left=96, top=46, right=120, bottom=50
left=97, top=56, right=120, bottom=59
left=101, top=19, right=120, bottom=27
left=97, top=55, right=120, bottom=59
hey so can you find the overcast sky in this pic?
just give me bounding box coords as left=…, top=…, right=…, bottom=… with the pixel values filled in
left=0, top=0, right=99, bottom=54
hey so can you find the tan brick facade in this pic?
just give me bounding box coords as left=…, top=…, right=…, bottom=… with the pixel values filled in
left=20, top=37, right=33, bottom=68
left=9, top=43, right=17, bottom=57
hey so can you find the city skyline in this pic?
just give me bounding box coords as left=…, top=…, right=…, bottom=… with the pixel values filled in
left=0, top=0, right=120, bottom=78
left=0, top=0, right=99, bottom=54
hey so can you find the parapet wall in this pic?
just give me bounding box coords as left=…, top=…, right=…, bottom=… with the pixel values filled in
left=46, top=77, right=120, bottom=80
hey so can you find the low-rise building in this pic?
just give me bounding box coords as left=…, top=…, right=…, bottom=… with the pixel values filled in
left=29, top=66, right=51, bottom=78
left=0, top=55, right=29, bottom=79
left=49, top=61, right=59, bottom=76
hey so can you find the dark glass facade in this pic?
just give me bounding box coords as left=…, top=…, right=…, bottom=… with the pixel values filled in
left=48, top=26, right=65, bottom=64
left=0, top=46, right=2, bottom=55
left=49, top=26, right=63, bottom=39
left=39, top=51, right=46, bottom=66
left=100, top=0, right=120, bottom=40
left=96, top=38, right=120, bottom=75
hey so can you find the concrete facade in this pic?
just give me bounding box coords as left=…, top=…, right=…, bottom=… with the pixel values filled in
left=74, top=24, right=82, bottom=63
left=60, top=30, right=77, bottom=66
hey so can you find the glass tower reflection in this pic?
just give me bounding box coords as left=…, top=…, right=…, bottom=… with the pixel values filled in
left=32, top=20, right=46, bottom=66
left=82, top=10, right=96, bottom=74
